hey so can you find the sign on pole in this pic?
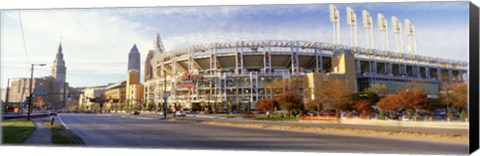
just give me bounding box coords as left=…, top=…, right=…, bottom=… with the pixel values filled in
left=33, top=88, right=48, bottom=96
left=163, top=93, right=168, bottom=103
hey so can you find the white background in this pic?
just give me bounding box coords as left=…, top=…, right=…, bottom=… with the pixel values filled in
left=1, top=0, right=479, bottom=156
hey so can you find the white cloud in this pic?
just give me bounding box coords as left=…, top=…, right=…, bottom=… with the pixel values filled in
left=1, top=3, right=470, bottom=88
left=1, top=9, right=153, bottom=87
left=161, top=22, right=468, bottom=63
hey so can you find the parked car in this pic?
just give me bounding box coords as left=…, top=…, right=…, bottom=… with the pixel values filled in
left=401, top=115, right=410, bottom=121
left=306, top=112, right=318, bottom=116
left=131, top=110, right=140, bottom=115
left=277, top=110, right=288, bottom=114
left=48, top=111, right=58, bottom=116
left=158, top=111, right=169, bottom=116
left=185, top=111, right=199, bottom=114
left=175, top=111, right=186, bottom=117
left=433, top=114, right=447, bottom=121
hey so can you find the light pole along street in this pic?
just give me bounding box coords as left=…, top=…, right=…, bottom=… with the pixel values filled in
left=27, top=63, right=46, bottom=121
left=163, top=71, right=168, bottom=119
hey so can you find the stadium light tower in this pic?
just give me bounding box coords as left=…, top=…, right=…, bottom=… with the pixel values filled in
left=329, top=4, right=341, bottom=44
left=362, top=10, right=374, bottom=49
left=377, top=13, right=390, bottom=51
left=346, top=7, right=358, bottom=47
left=405, top=19, right=417, bottom=55
left=392, top=16, right=404, bottom=53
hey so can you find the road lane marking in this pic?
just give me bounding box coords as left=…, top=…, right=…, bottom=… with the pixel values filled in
left=57, top=114, right=70, bottom=129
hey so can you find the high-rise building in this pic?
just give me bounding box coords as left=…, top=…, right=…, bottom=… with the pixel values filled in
left=51, top=43, right=69, bottom=108
left=128, top=44, right=141, bottom=72
left=144, top=50, right=154, bottom=82
left=153, top=33, right=165, bottom=56
left=125, top=44, right=144, bottom=109
left=7, top=43, right=69, bottom=109
left=51, top=43, right=66, bottom=83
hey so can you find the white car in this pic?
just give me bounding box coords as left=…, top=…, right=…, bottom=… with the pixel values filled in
left=175, top=111, right=186, bottom=117
left=401, top=115, right=410, bottom=121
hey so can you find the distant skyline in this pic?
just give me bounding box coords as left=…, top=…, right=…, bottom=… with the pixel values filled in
left=0, top=1, right=470, bottom=87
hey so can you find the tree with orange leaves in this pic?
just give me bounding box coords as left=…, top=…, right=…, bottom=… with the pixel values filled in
left=256, top=98, right=279, bottom=112
left=377, top=90, right=429, bottom=120
left=377, top=94, right=401, bottom=119
left=352, top=100, right=374, bottom=118
left=276, top=91, right=304, bottom=118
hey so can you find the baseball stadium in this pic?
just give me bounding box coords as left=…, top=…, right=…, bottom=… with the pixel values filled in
left=143, top=4, right=468, bottom=111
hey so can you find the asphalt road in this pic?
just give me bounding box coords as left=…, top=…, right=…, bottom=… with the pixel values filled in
left=58, top=113, right=468, bottom=155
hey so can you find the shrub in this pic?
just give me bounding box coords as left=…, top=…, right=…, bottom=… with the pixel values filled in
left=460, top=110, right=468, bottom=122
left=377, top=110, right=385, bottom=120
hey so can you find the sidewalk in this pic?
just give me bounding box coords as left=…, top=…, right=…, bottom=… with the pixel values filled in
left=24, top=117, right=52, bottom=145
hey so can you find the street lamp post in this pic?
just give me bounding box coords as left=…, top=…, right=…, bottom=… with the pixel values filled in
left=163, top=71, right=167, bottom=119
left=444, top=89, right=452, bottom=122
left=441, top=83, right=452, bottom=122
left=4, top=78, right=10, bottom=112
left=27, top=63, right=46, bottom=121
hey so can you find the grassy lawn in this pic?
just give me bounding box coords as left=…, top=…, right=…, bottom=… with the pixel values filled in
left=42, top=121, right=80, bottom=145
left=2, top=119, right=35, bottom=144
left=254, top=114, right=299, bottom=121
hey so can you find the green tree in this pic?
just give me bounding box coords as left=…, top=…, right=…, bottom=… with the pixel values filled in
left=460, top=110, right=468, bottom=122
left=147, top=102, right=155, bottom=111
left=142, top=101, right=147, bottom=111
left=377, top=110, right=386, bottom=120
left=93, top=104, right=100, bottom=112
left=120, top=102, right=126, bottom=111
left=425, top=98, right=443, bottom=121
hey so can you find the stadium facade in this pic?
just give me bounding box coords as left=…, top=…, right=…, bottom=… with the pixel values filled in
left=143, top=39, right=467, bottom=110
left=143, top=4, right=468, bottom=111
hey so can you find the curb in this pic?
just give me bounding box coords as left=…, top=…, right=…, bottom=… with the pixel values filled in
left=3, top=113, right=48, bottom=120
left=56, top=114, right=85, bottom=145
left=172, top=118, right=468, bottom=144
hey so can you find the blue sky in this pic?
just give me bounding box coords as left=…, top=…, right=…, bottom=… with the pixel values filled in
left=0, top=1, right=470, bottom=87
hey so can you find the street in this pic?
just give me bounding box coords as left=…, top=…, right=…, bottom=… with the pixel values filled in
left=58, top=113, right=468, bottom=155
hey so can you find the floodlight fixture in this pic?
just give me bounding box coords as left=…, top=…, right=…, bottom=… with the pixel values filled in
left=392, top=16, right=404, bottom=53
left=346, top=7, right=359, bottom=47
left=405, top=19, right=417, bottom=55
left=329, top=4, right=341, bottom=44
left=362, top=10, right=375, bottom=49
left=377, top=13, right=390, bottom=51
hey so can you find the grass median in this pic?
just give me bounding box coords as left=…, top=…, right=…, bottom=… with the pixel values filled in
left=254, top=114, right=299, bottom=121
left=42, top=121, right=83, bottom=145
left=170, top=118, right=468, bottom=144
left=2, top=119, right=35, bottom=144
